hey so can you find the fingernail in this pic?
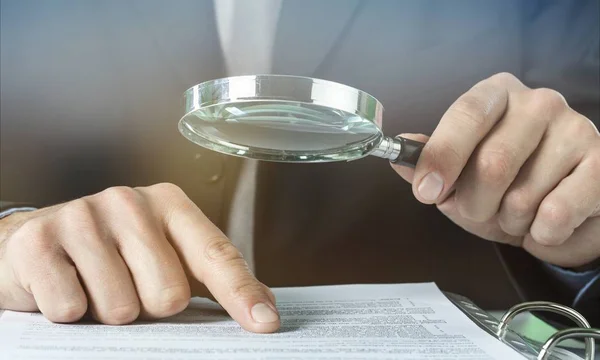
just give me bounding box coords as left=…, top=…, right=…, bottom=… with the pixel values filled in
left=251, top=303, right=279, bottom=323
left=418, top=172, right=444, bottom=201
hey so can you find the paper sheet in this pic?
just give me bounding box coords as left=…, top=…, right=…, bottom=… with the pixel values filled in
left=0, top=283, right=524, bottom=360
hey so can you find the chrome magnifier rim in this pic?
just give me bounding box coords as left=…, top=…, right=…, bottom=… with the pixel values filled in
left=178, top=74, right=424, bottom=166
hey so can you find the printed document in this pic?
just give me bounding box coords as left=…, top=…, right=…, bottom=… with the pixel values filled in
left=0, top=283, right=524, bottom=359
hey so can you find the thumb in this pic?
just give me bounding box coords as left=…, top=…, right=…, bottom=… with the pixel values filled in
left=390, top=133, right=430, bottom=184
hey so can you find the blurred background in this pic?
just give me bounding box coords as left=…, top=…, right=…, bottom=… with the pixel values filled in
left=1, top=0, right=599, bottom=322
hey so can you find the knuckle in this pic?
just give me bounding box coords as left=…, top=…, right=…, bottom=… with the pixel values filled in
left=203, top=236, right=243, bottom=264
left=100, top=302, right=140, bottom=325
left=563, top=114, right=599, bottom=141
left=100, top=187, right=150, bottom=227
left=14, top=218, right=55, bottom=256
left=474, top=149, right=514, bottom=186
left=451, top=94, right=491, bottom=129
left=528, top=88, right=567, bottom=114
left=60, top=198, right=92, bottom=218
left=48, top=302, right=87, bottom=323
left=147, top=182, right=186, bottom=199
left=425, top=138, right=464, bottom=172
left=502, top=188, right=535, bottom=218
left=229, top=281, right=268, bottom=301
left=151, top=283, right=190, bottom=317
left=537, top=198, right=574, bottom=232
left=57, top=200, right=106, bottom=247
left=143, top=183, right=193, bottom=225
left=100, top=186, right=140, bottom=207
left=58, top=199, right=95, bottom=227
left=530, top=227, right=570, bottom=247
left=489, top=72, right=519, bottom=86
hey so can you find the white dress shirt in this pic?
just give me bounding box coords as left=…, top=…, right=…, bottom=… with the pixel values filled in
left=213, top=0, right=282, bottom=269
left=214, top=0, right=282, bottom=75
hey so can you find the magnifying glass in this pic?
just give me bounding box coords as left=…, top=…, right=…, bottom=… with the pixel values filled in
left=178, top=74, right=425, bottom=167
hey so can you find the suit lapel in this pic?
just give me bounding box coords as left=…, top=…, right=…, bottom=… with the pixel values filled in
left=271, top=0, right=361, bottom=76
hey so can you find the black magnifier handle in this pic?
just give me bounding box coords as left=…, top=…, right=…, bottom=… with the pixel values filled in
left=370, top=135, right=425, bottom=167
left=391, top=136, right=425, bottom=168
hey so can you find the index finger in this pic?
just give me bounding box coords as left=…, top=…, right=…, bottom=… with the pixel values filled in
left=412, top=72, right=526, bottom=204
left=141, top=183, right=280, bottom=333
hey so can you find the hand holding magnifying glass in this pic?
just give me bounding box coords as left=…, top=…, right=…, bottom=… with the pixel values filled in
left=178, top=74, right=424, bottom=167
left=179, top=72, right=600, bottom=269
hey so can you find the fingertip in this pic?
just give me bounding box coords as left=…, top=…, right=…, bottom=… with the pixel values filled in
left=213, top=281, right=281, bottom=333
left=234, top=301, right=280, bottom=334
left=529, top=230, right=571, bottom=247
left=414, top=171, right=445, bottom=204
left=529, top=215, right=572, bottom=247
left=250, top=302, right=279, bottom=322
left=390, top=133, right=432, bottom=192
left=392, top=134, right=447, bottom=204
left=245, top=286, right=281, bottom=332
left=246, top=320, right=281, bottom=334
left=45, top=302, right=88, bottom=324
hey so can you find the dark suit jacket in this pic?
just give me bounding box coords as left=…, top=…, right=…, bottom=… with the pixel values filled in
left=1, top=0, right=598, bottom=326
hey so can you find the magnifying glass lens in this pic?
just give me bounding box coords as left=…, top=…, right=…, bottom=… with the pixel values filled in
left=179, top=99, right=382, bottom=162
left=178, top=75, right=425, bottom=164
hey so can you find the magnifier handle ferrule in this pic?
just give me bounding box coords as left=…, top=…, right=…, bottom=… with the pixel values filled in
left=373, top=136, right=424, bottom=168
